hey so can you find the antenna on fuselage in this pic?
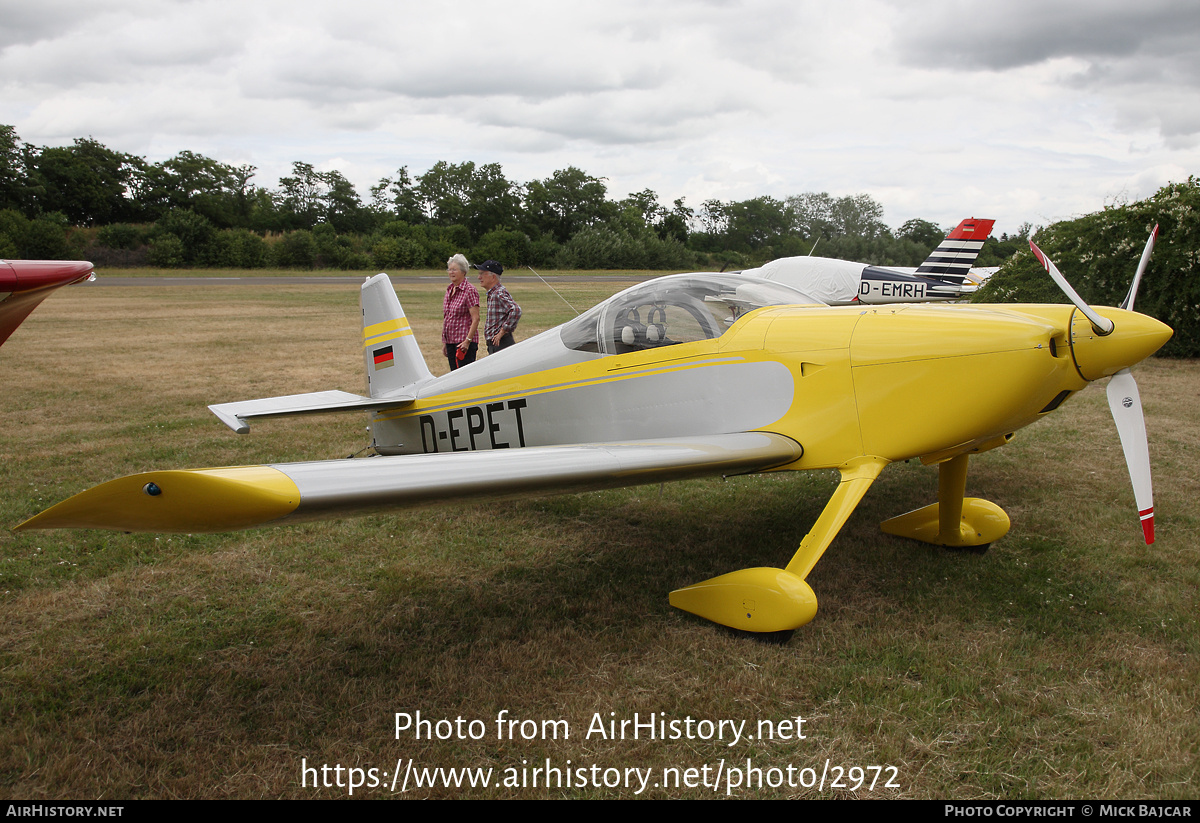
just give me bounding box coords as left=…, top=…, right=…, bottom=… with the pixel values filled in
left=526, top=266, right=580, bottom=316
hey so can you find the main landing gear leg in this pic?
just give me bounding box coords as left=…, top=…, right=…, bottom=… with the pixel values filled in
left=669, top=456, right=888, bottom=632
left=880, top=453, right=1009, bottom=551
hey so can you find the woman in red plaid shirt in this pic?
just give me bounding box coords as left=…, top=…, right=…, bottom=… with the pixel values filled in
left=442, top=253, right=480, bottom=371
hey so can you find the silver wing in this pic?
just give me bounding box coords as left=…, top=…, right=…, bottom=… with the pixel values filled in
left=18, top=433, right=803, bottom=533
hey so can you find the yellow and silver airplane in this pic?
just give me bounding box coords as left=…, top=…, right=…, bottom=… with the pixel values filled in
left=18, top=237, right=1170, bottom=635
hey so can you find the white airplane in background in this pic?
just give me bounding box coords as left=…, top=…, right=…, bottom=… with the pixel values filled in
left=741, top=218, right=995, bottom=305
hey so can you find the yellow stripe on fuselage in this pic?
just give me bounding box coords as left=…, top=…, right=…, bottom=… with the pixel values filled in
left=374, top=355, right=750, bottom=422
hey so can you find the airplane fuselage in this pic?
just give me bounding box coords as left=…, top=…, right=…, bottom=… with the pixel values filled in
left=369, top=302, right=1134, bottom=472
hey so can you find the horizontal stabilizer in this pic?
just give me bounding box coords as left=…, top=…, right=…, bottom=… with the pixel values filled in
left=19, top=432, right=803, bottom=533
left=209, top=390, right=414, bottom=434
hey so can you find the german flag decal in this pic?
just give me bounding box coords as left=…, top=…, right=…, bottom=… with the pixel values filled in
left=373, top=345, right=394, bottom=369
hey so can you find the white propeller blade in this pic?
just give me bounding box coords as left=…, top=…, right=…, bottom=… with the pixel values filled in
left=1032, top=239, right=1158, bottom=544
left=1029, top=240, right=1114, bottom=335
left=1106, top=368, right=1155, bottom=544
left=1120, top=224, right=1159, bottom=312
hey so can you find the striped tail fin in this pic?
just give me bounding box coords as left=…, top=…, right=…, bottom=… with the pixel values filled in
left=361, top=273, right=432, bottom=397
left=915, top=218, right=995, bottom=283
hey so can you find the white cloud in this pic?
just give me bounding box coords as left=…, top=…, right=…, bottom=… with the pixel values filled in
left=0, top=0, right=1196, bottom=236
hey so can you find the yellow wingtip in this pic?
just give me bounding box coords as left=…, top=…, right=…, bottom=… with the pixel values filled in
left=17, top=466, right=301, bottom=533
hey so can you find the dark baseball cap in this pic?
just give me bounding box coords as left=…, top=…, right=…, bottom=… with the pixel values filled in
left=473, top=260, right=504, bottom=275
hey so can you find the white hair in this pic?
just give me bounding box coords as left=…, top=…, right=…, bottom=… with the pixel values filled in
left=447, top=253, right=470, bottom=274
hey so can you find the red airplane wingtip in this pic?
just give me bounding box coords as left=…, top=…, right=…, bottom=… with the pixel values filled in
left=0, top=260, right=95, bottom=347
left=4, top=260, right=95, bottom=290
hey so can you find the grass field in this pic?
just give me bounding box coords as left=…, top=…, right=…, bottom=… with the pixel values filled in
left=1, top=276, right=1196, bottom=799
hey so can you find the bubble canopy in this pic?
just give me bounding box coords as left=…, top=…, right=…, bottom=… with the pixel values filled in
left=560, top=273, right=822, bottom=355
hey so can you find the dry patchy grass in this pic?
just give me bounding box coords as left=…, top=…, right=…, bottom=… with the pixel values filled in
left=0, top=280, right=1196, bottom=799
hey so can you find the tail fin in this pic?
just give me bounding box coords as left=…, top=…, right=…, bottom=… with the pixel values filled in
left=361, top=273, right=432, bottom=397
left=915, top=218, right=995, bottom=283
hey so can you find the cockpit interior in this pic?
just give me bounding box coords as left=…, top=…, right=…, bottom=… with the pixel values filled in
left=560, top=273, right=821, bottom=355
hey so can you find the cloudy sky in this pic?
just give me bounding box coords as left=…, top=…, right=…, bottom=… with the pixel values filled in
left=2, top=0, right=1198, bottom=236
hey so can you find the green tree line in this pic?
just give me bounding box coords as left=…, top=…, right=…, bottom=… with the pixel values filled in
left=4, top=125, right=1191, bottom=354
left=2, top=125, right=1017, bottom=271
left=974, top=177, right=1200, bottom=358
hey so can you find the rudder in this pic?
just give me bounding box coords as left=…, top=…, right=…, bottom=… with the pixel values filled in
left=916, top=218, right=995, bottom=282
left=361, top=273, right=433, bottom=397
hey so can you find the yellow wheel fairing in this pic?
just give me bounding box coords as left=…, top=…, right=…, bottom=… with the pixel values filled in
left=16, top=466, right=300, bottom=533
left=880, top=498, right=1010, bottom=547
left=669, top=568, right=818, bottom=632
